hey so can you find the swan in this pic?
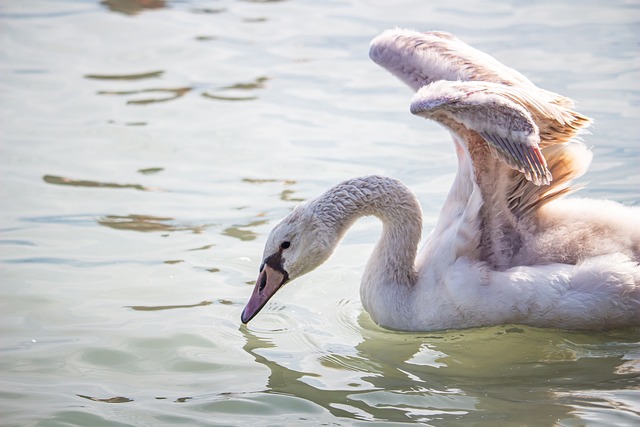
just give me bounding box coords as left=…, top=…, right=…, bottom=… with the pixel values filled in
left=241, top=29, right=640, bottom=331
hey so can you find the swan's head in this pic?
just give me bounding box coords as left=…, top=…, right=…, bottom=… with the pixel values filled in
left=241, top=202, right=340, bottom=323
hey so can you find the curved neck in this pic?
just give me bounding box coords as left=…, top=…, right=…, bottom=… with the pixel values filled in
left=311, top=176, right=423, bottom=288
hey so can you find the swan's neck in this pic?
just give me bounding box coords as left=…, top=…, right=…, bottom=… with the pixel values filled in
left=311, top=176, right=423, bottom=328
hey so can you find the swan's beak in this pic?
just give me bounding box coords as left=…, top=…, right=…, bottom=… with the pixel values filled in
left=241, top=264, right=288, bottom=323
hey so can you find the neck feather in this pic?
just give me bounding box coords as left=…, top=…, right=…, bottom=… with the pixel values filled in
left=311, top=175, right=422, bottom=287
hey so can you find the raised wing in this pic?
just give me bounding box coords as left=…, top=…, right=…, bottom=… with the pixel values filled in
left=369, top=29, right=534, bottom=90
left=411, top=80, right=552, bottom=185
left=370, top=29, right=590, bottom=145
left=372, top=28, right=594, bottom=269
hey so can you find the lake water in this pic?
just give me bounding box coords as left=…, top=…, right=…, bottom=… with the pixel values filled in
left=1, top=0, right=639, bottom=426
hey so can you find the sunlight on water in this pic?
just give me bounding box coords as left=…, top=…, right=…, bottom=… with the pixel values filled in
left=0, top=0, right=638, bottom=426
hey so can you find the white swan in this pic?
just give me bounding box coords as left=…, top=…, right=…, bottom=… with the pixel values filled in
left=241, top=29, right=640, bottom=331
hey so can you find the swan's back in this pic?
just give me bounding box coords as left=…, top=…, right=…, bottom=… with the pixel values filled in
left=517, top=197, right=640, bottom=266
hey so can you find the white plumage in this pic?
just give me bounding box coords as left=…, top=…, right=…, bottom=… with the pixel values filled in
left=241, top=29, right=640, bottom=331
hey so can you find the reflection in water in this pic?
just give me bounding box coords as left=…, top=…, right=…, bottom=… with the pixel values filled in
left=241, top=317, right=640, bottom=424
left=98, top=87, right=193, bottom=105
left=223, top=220, right=268, bottom=241
left=241, top=325, right=357, bottom=420
left=127, top=300, right=212, bottom=311
left=100, top=0, right=166, bottom=16
left=242, top=17, right=268, bottom=23
left=242, top=177, right=304, bottom=202
left=243, top=0, right=288, bottom=3
left=191, top=7, right=226, bottom=15
left=77, top=394, right=133, bottom=403
left=242, top=178, right=296, bottom=185
left=107, top=120, right=148, bottom=126
left=84, top=70, right=164, bottom=80
left=0, top=239, right=36, bottom=247
left=281, top=189, right=304, bottom=202
left=202, top=76, right=269, bottom=102
left=187, top=243, right=215, bottom=252
left=98, top=214, right=206, bottom=233
left=91, top=75, right=268, bottom=105
left=43, top=175, right=156, bottom=191
left=195, top=35, right=218, bottom=42
left=222, top=77, right=269, bottom=90
left=201, top=93, right=258, bottom=102
left=240, top=321, right=437, bottom=423
left=137, top=167, right=164, bottom=175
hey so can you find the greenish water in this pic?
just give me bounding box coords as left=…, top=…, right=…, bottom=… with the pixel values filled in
left=1, top=1, right=638, bottom=426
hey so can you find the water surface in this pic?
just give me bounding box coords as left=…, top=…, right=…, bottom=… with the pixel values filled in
left=1, top=0, right=639, bottom=425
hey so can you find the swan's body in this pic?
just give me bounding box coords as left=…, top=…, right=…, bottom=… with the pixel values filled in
left=241, top=30, right=640, bottom=331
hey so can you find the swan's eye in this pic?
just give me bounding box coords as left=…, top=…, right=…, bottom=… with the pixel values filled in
left=280, top=241, right=291, bottom=250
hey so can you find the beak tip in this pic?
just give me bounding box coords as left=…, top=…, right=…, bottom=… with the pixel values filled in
left=241, top=264, right=288, bottom=325
left=240, top=308, right=251, bottom=324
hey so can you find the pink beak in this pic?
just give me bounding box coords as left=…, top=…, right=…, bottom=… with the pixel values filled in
left=241, top=264, right=288, bottom=323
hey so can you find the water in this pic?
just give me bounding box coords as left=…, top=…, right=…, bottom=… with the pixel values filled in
left=1, top=0, right=639, bottom=425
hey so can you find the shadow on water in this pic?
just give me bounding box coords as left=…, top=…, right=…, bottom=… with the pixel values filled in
left=240, top=313, right=640, bottom=424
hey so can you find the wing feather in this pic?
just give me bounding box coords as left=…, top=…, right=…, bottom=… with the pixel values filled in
left=370, top=29, right=591, bottom=144
left=369, top=29, right=534, bottom=90
left=371, top=28, right=593, bottom=220
left=411, top=81, right=552, bottom=185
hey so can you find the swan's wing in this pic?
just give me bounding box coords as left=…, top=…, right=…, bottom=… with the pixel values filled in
left=370, top=29, right=533, bottom=90
left=411, top=79, right=593, bottom=218
left=496, top=85, right=590, bottom=145
left=378, top=29, right=595, bottom=268
left=370, top=29, right=591, bottom=144
left=411, top=80, right=552, bottom=185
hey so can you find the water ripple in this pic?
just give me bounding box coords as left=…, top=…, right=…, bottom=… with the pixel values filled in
left=43, top=175, right=158, bottom=191
left=77, top=394, right=133, bottom=404
left=84, top=70, right=164, bottom=80
left=98, top=214, right=208, bottom=233
left=98, top=86, right=193, bottom=105
left=126, top=300, right=213, bottom=311
left=1, top=257, right=159, bottom=267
